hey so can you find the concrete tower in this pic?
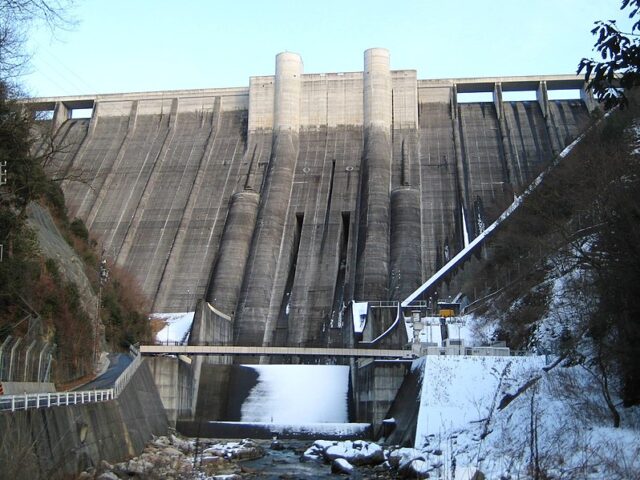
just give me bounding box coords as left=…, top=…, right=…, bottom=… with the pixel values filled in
left=355, top=48, right=393, bottom=302
left=234, top=52, right=303, bottom=348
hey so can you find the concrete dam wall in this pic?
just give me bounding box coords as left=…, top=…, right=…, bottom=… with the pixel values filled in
left=33, top=49, right=592, bottom=350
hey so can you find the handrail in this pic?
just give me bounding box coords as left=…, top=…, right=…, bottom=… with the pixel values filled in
left=0, top=389, right=114, bottom=412
left=113, top=346, right=142, bottom=396
left=0, top=345, right=143, bottom=413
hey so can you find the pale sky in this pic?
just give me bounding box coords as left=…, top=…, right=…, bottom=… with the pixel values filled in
left=24, top=0, right=631, bottom=98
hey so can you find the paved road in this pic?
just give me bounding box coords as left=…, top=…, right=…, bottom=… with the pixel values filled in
left=77, top=353, right=132, bottom=390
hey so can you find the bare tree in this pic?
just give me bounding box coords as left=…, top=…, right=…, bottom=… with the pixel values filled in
left=0, top=0, right=76, bottom=80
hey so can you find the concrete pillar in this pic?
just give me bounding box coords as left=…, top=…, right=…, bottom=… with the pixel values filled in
left=451, top=84, right=471, bottom=243
left=536, top=81, right=549, bottom=118
left=52, top=101, right=69, bottom=131
left=494, top=83, right=514, bottom=187
left=274, top=52, right=303, bottom=131
left=234, top=52, right=302, bottom=348
left=206, top=191, right=260, bottom=317
left=580, top=85, right=600, bottom=114
left=364, top=48, right=392, bottom=131
left=355, top=48, right=393, bottom=301
left=389, top=187, right=422, bottom=300
left=537, top=81, right=562, bottom=155
left=493, top=83, right=504, bottom=120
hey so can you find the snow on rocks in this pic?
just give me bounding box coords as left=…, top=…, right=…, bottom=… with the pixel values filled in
left=398, top=457, right=432, bottom=479
left=303, top=439, right=385, bottom=466
left=77, top=433, right=264, bottom=479
left=331, top=457, right=355, bottom=474
left=202, top=439, right=264, bottom=461
left=325, top=440, right=385, bottom=465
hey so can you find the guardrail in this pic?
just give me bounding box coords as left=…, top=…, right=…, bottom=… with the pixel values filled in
left=114, top=346, right=142, bottom=396
left=0, top=345, right=142, bottom=413
left=0, top=389, right=114, bottom=412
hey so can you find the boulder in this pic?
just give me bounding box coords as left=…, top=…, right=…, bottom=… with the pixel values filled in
left=387, top=447, right=423, bottom=468
left=331, top=458, right=355, bottom=475
left=163, top=447, right=184, bottom=457
left=96, top=472, right=119, bottom=480
left=399, top=458, right=432, bottom=479
left=324, top=440, right=385, bottom=465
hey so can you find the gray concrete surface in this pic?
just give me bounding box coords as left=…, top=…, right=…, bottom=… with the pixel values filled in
left=0, top=361, right=167, bottom=478
left=33, top=50, right=591, bottom=356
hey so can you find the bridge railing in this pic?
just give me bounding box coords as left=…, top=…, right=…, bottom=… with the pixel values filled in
left=0, top=344, right=142, bottom=413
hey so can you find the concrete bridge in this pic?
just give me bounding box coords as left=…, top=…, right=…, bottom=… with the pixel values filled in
left=140, top=344, right=414, bottom=359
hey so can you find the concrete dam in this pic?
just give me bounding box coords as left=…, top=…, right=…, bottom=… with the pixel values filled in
left=33, top=48, right=593, bottom=351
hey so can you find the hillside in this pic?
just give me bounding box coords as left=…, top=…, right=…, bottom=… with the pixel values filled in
left=0, top=88, right=151, bottom=385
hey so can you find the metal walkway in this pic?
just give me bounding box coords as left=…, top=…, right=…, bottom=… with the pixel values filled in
left=140, top=345, right=414, bottom=359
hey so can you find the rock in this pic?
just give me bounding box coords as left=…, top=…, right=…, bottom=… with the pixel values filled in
left=270, top=438, right=284, bottom=450
left=99, top=460, right=114, bottom=471
left=324, top=440, right=385, bottom=465
left=331, top=458, right=355, bottom=475
left=76, top=472, right=92, bottom=480
left=203, top=441, right=264, bottom=461
left=374, top=460, right=392, bottom=472
left=123, top=458, right=154, bottom=475
left=153, top=436, right=171, bottom=447
left=170, top=434, right=193, bottom=452
left=301, top=453, right=323, bottom=463
left=163, top=447, right=184, bottom=457
left=96, top=472, right=119, bottom=480
left=211, top=475, right=242, bottom=480
left=399, top=458, right=432, bottom=479
left=200, top=455, right=226, bottom=466
left=387, top=447, right=423, bottom=468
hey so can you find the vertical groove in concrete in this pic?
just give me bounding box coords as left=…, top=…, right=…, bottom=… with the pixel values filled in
left=46, top=118, right=89, bottom=182
left=86, top=100, right=139, bottom=230
left=355, top=48, right=392, bottom=301
left=75, top=102, right=140, bottom=221
left=115, top=100, right=177, bottom=265
left=89, top=104, right=173, bottom=259
left=46, top=55, right=596, bottom=319
left=60, top=108, right=130, bottom=220
left=234, top=52, right=303, bottom=347
left=151, top=99, right=223, bottom=311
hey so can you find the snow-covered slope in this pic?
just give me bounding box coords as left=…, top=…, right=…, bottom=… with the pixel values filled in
left=410, top=355, right=640, bottom=479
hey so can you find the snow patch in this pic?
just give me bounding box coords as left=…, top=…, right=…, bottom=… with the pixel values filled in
left=240, top=365, right=350, bottom=424
left=415, top=355, right=546, bottom=448
left=153, top=311, right=194, bottom=344
left=351, top=302, right=368, bottom=333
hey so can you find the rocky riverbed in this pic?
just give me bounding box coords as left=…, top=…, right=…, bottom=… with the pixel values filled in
left=77, top=431, right=483, bottom=479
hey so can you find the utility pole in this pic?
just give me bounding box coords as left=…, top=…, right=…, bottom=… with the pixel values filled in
left=95, top=248, right=109, bottom=366
left=1, top=160, right=6, bottom=263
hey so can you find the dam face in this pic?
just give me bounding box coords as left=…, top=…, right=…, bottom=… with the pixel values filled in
left=36, top=50, right=592, bottom=349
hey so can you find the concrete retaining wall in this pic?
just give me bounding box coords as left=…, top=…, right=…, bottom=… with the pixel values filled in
left=0, top=361, right=167, bottom=479
left=355, top=359, right=411, bottom=435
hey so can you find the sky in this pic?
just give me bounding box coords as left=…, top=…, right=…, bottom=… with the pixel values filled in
left=23, top=0, right=632, bottom=98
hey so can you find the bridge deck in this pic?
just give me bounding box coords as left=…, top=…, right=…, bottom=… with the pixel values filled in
left=140, top=345, right=415, bottom=359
